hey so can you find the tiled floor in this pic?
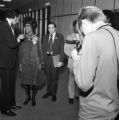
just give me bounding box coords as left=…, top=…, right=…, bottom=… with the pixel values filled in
left=0, top=67, right=79, bottom=120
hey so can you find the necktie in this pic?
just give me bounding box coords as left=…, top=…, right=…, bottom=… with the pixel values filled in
left=11, top=24, right=14, bottom=35
left=48, top=34, right=53, bottom=54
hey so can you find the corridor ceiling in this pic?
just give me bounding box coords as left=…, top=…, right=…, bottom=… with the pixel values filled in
left=0, top=0, right=36, bottom=12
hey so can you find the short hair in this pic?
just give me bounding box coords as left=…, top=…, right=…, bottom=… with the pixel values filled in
left=77, top=6, right=107, bottom=29
left=48, top=22, right=56, bottom=28
left=23, top=17, right=37, bottom=33
left=5, top=9, right=17, bottom=19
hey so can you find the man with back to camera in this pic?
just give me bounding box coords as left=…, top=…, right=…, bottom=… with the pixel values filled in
left=71, top=6, right=119, bottom=120
left=42, top=22, right=65, bottom=102
left=0, top=9, right=21, bottom=116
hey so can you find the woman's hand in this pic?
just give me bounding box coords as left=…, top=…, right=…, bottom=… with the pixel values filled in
left=17, top=34, right=25, bottom=43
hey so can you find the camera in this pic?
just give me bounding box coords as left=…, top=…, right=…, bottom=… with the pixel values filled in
left=66, top=40, right=82, bottom=52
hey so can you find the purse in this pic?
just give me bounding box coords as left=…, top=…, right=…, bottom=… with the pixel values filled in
left=36, top=68, right=46, bottom=90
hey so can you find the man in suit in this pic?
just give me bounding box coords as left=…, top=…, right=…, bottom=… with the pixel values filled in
left=42, top=22, right=65, bottom=101
left=0, top=9, right=21, bottom=116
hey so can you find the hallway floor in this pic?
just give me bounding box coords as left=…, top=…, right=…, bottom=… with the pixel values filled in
left=0, top=67, right=79, bottom=120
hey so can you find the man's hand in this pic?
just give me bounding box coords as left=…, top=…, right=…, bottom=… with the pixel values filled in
left=71, top=49, right=81, bottom=60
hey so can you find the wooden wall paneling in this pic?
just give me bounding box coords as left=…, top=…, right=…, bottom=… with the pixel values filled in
left=82, top=0, right=96, bottom=7
left=28, top=12, right=32, bottom=17
left=42, top=8, right=46, bottom=38
left=56, top=0, right=64, bottom=16
left=62, top=16, right=72, bottom=40
left=63, top=0, right=72, bottom=15
left=50, top=17, right=56, bottom=23
left=34, top=0, right=46, bottom=9
left=32, top=11, right=35, bottom=18
left=26, top=12, right=28, bottom=17
left=23, top=14, right=26, bottom=33
left=96, top=0, right=114, bottom=10
left=71, top=0, right=82, bottom=14
left=56, top=17, right=63, bottom=34
left=114, top=0, right=119, bottom=9
left=50, top=0, right=57, bottom=17
left=39, top=9, right=43, bottom=39
left=20, top=15, right=24, bottom=33
left=45, top=7, right=48, bottom=35
left=45, top=0, right=50, bottom=4
left=36, top=10, right=39, bottom=35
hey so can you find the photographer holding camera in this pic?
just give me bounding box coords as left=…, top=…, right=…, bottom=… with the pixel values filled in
left=71, top=6, right=119, bottom=120
left=64, top=20, right=83, bottom=104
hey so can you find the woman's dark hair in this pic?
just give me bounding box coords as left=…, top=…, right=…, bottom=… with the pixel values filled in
left=72, top=20, right=77, bottom=28
left=72, top=20, right=78, bottom=33
left=23, top=17, right=37, bottom=33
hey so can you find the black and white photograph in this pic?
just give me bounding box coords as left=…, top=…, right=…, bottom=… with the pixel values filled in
left=0, top=0, right=119, bottom=120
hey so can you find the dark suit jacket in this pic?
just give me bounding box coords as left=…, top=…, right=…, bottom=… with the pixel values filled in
left=42, top=33, right=65, bottom=63
left=0, top=19, right=18, bottom=68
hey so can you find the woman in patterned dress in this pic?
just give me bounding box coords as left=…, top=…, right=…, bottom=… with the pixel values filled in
left=18, top=17, right=43, bottom=106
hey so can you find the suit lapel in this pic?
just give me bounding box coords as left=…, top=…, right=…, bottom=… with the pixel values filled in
left=5, top=20, right=15, bottom=38
left=53, top=33, right=58, bottom=46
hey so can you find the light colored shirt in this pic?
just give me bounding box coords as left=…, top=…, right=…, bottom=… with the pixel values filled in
left=6, top=18, right=14, bottom=35
left=49, top=32, right=56, bottom=43
left=74, top=25, right=119, bottom=120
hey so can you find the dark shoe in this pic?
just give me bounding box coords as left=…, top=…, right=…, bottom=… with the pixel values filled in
left=69, top=98, right=74, bottom=104
left=1, top=110, right=16, bottom=116
left=75, top=96, right=79, bottom=100
left=52, top=95, right=57, bottom=102
left=32, top=95, right=36, bottom=106
left=11, top=105, right=22, bottom=110
left=42, top=93, right=52, bottom=98
left=23, top=97, right=31, bottom=105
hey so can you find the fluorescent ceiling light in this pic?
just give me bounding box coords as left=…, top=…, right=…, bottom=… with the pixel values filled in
left=0, top=4, right=5, bottom=7
left=3, top=0, right=12, bottom=1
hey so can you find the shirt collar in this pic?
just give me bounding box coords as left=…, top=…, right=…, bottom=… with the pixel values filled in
left=49, top=32, right=56, bottom=39
left=6, top=18, right=12, bottom=26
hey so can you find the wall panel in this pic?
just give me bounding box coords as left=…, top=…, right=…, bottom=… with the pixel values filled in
left=72, top=0, right=82, bottom=14
left=56, top=17, right=63, bottom=34
left=50, top=0, right=57, bottom=17
left=63, top=0, right=72, bottom=14
left=62, top=16, right=72, bottom=40
left=56, top=0, right=64, bottom=16
left=50, top=17, right=57, bottom=23
left=82, top=0, right=96, bottom=6
left=114, top=0, right=119, bottom=9
left=96, top=0, right=114, bottom=10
